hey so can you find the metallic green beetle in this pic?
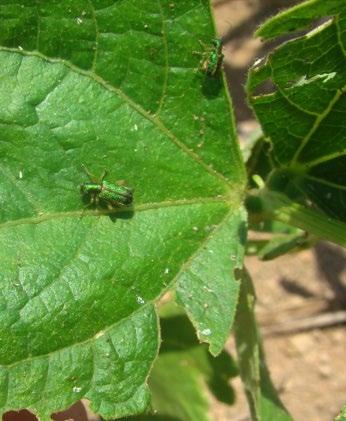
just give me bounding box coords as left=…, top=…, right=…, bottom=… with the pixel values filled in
left=202, top=38, right=224, bottom=76
left=80, top=165, right=133, bottom=208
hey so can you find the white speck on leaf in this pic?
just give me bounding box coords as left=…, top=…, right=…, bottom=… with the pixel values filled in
left=19, top=170, right=23, bottom=179
left=289, top=72, right=336, bottom=88
left=201, top=328, right=211, bottom=336
left=164, top=268, right=170, bottom=274
left=134, top=124, right=138, bottom=131
left=76, top=17, right=83, bottom=24
left=137, top=296, right=145, bottom=304
left=73, top=386, right=82, bottom=393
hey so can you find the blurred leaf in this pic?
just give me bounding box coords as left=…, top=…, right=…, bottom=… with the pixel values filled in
left=248, top=1, right=346, bottom=224
left=246, top=137, right=273, bottom=188
left=256, top=0, right=342, bottom=40
left=335, top=404, right=346, bottom=421
left=124, top=312, right=237, bottom=421
left=234, top=269, right=292, bottom=421
left=257, top=232, right=312, bottom=260
left=246, top=189, right=346, bottom=247
left=245, top=231, right=312, bottom=259
left=0, top=1, right=246, bottom=418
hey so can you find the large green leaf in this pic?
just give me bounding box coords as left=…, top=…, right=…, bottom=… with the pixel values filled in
left=247, top=0, right=346, bottom=224
left=0, top=1, right=246, bottom=418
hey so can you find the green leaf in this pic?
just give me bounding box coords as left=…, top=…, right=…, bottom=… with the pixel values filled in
left=335, top=404, right=346, bottom=421
left=0, top=1, right=244, bottom=182
left=234, top=269, right=292, bottom=421
left=256, top=232, right=312, bottom=260
left=143, top=311, right=237, bottom=421
left=0, top=1, right=246, bottom=418
left=1, top=304, right=159, bottom=420
left=248, top=0, right=346, bottom=224
left=176, top=208, right=247, bottom=356
left=246, top=136, right=273, bottom=189
left=256, top=0, right=343, bottom=40
left=246, top=189, right=346, bottom=247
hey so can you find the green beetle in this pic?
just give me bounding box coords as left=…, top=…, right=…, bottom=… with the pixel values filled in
left=80, top=165, right=133, bottom=208
left=202, top=38, right=224, bottom=76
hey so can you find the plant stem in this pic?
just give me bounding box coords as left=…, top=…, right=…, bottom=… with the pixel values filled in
left=246, top=189, right=346, bottom=247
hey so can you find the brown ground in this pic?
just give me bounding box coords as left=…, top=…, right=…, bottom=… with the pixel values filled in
left=4, top=1, right=346, bottom=421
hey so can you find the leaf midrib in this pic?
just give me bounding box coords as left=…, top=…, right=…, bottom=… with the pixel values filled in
left=0, top=195, right=244, bottom=231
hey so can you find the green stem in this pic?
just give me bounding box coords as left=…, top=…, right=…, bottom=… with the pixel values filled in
left=246, top=189, right=346, bottom=247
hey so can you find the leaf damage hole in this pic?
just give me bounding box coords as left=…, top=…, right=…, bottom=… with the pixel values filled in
left=3, top=410, right=37, bottom=421
left=251, top=78, right=277, bottom=97
left=52, top=400, right=97, bottom=421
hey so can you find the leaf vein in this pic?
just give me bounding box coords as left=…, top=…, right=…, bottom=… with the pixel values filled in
left=154, top=0, right=169, bottom=116
left=0, top=47, right=230, bottom=185
left=291, top=85, right=346, bottom=164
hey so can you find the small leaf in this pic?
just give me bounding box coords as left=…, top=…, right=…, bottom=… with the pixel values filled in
left=335, top=404, right=346, bottom=421
left=257, top=232, right=311, bottom=260
left=234, top=269, right=292, bottom=421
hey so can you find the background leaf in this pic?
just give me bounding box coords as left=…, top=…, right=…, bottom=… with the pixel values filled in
left=125, top=308, right=237, bottom=421
left=335, top=404, right=346, bottom=421
left=234, top=270, right=292, bottom=421
left=248, top=0, right=346, bottom=223
left=0, top=0, right=246, bottom=418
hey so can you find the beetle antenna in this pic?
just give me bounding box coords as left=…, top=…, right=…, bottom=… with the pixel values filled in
left=100, top=170, right=108, bottom=183
left=81, top=164, right=97, bottom=182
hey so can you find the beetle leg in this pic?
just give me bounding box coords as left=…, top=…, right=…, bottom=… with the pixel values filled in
left=198, top=39, right=208, bottom=49
left=86, top=192, right=98, bottom=207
